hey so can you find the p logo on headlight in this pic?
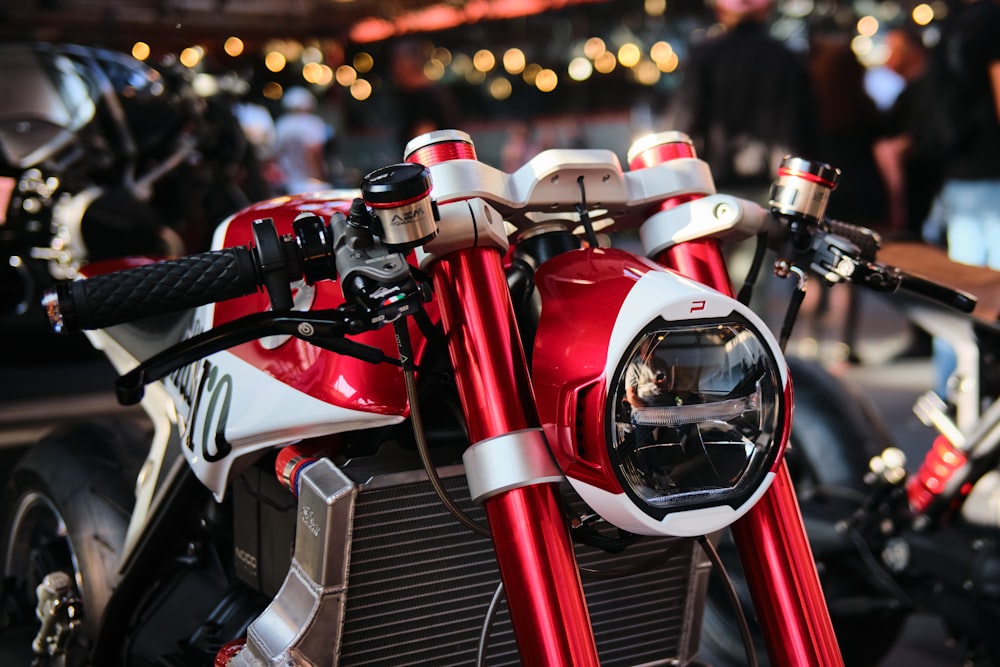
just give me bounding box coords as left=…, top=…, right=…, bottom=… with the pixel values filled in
left=532, top=248, right=790, bottom=537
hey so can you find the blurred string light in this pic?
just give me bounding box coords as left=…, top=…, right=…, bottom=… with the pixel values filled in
left=503, top=48, right=526, bottom=74
left=522, top=62, right=542, bottom=85
left=179, top=46, right=203, bottom=68
left=473, top=49, right=496, bottom=72
left=424, top=58, right=446, bottom=80
left=584, top=37, right=606, bottom=60
left=191, top=72, right=218, bottom=96
left=303, top=62, right=334, bottom=85
left=535, top=68, right=558, bottom=92
left=350, top=78, right=372, bottom=100
left=651, top=41, right=679, bottom=72
left=433, top=46, right=453, bottom=65
left=489, top=77, right=513, bottom=99
left=302, top=45, right=323, bottom=64
left=634, top=60, right=661, bottom=85
left=617, top=43, right=641, bottom=68
left=224, top=36, right=244, bottom=57
left=594, top=50, right=617, bottom=73
left=568, top=56, right=593, bottom=81
left=452, top=52, right=473, bottom=75
left=851, top=34, right=874, bottom=59
left=118, top=0, right=965, bottom=110
left=644, top=0, right=666, bottom=16
left=353, top=52, right=374, bottom=72
left=265, top=51, right=287, bottom=72
left=336, top=65, right=358, bottom=86
left=263, top=82, right=283, bottom=100
left=132, top=41, right=150, bottom=61
left=912, top=3, right=935, bottom=25
left=856, top=15, right=879, bottom=37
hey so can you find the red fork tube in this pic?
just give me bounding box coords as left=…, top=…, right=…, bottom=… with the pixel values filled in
left=631, top=134, right=843, bottom=666
left=429, top=247, right=600, bottom=666
left=730, top=466, right=844, bottom=666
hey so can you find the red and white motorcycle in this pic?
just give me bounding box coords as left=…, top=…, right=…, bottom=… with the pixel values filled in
left=4, top=129, right=946, bottom=666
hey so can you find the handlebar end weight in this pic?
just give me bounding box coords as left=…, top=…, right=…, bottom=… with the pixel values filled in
left=115, top=371, right=147, bottom=406
left=42, top=282, right=79, bottom=334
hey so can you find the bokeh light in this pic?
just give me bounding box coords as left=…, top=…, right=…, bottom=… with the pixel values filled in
left=584, top=37, right=606, bottom=60
left=856, top=15, right=879, bottom=37
left=336, top=65, right=358, bottom=86
left=473, top=49, right=497, bottom=72
left=568, top=56, right=594, bottom=81
left=179, top=46, right=203, bottom=68
left=223, top=36, right=244, bottom=57
left=618, top=43, right=642, bottom=68
left=350, top=78, right=372, bottom=100
left=131, top=41, right=150, bottom=61
left=912, top=3, right=935, bottom=25
left=489, top=77, right=513, bottom=100
left=594, top=51, right=617, bottom=73
left=263, top=82, right=283, bottom=100
left=503, top=48, right=526, bottom=74
left=265, top=51, right=287, bottom=72
left=353, top=52, right=374, bottom=73
left=535, top=68, right=558, bottom=92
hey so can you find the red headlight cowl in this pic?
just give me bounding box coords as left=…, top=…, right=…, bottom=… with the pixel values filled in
left=533, top=247, right=790, bottom=537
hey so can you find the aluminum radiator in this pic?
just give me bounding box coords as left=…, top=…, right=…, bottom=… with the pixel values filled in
left=338, top=467, right=709, bottom=666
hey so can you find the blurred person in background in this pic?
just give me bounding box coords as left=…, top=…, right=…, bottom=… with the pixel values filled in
left=664, top=0, right=818, bottom=201
left=664, top=0, right=818, bottom=333
left=274, top=86, right=333, bottom=195
left=808, top=35, right=887, bottom=228
left=868, top=26, right=940, bottom=359
left=926, top=0, right=1000, bottom=265
left=804, top=35, right=888, bottom=363
left=919, top=0, right=1000, bottom=395
left=873, top=25, right=941, bottom=240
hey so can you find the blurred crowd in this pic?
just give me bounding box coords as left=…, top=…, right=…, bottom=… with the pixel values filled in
left=230, top=0, right=999, bottom=269
left=655, top=0, right=1000, bottom=369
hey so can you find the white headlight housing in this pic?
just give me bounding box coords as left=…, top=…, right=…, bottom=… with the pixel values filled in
left=532, top=248, right=791, bottom=537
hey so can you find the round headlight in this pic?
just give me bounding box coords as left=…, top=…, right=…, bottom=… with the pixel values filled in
left=610, top=317, right=782, bottom=514
left=533, top=247, right=790, bottom=537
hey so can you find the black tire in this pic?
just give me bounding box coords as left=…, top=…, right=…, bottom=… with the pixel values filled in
left=700, top=357, right=909, bottom=666
left=0, top=419, right=145, bottom=664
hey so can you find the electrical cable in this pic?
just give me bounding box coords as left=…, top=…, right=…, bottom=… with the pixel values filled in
left=737, top=232, right=769, bottom=306
left=576, top=176, right=601, bottom=249
left=697, top=534, right=759, bottom=667
left=578, top=537, right=692, bottom=580
left=476, top=581, right=505, bottom=667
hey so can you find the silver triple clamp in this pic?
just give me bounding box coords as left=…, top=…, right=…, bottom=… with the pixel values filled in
left=31, top=571, right=83, bottom=666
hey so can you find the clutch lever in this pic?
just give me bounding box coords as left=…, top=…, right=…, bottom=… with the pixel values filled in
left=115, top=308, right=384, bottom=405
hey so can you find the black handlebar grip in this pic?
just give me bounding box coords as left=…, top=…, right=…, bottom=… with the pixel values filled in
left=826, top=218, right=880, bottom=262
left=44, top=247, right=261, bottom=333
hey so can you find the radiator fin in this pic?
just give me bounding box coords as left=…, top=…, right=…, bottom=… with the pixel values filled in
left=338, top=473, right=703, bottom=666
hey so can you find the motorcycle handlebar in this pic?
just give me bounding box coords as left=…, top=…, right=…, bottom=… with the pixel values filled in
left=43, top=246, right=262, bottom=333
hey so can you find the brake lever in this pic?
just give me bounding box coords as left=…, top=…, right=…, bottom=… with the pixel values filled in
left=115, top=309, right=368, bottom=405
left=804, top=228, right=976, bottom=313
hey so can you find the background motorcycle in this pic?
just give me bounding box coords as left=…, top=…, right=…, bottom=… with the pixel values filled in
left=0, top=42, right=270, bottom=356
left=822, top=239, right=1000, bottom=665
left=1, top=129, right=941, bottom=666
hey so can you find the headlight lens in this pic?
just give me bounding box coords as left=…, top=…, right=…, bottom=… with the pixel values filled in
left=608, top=315, right=782, bottom=517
